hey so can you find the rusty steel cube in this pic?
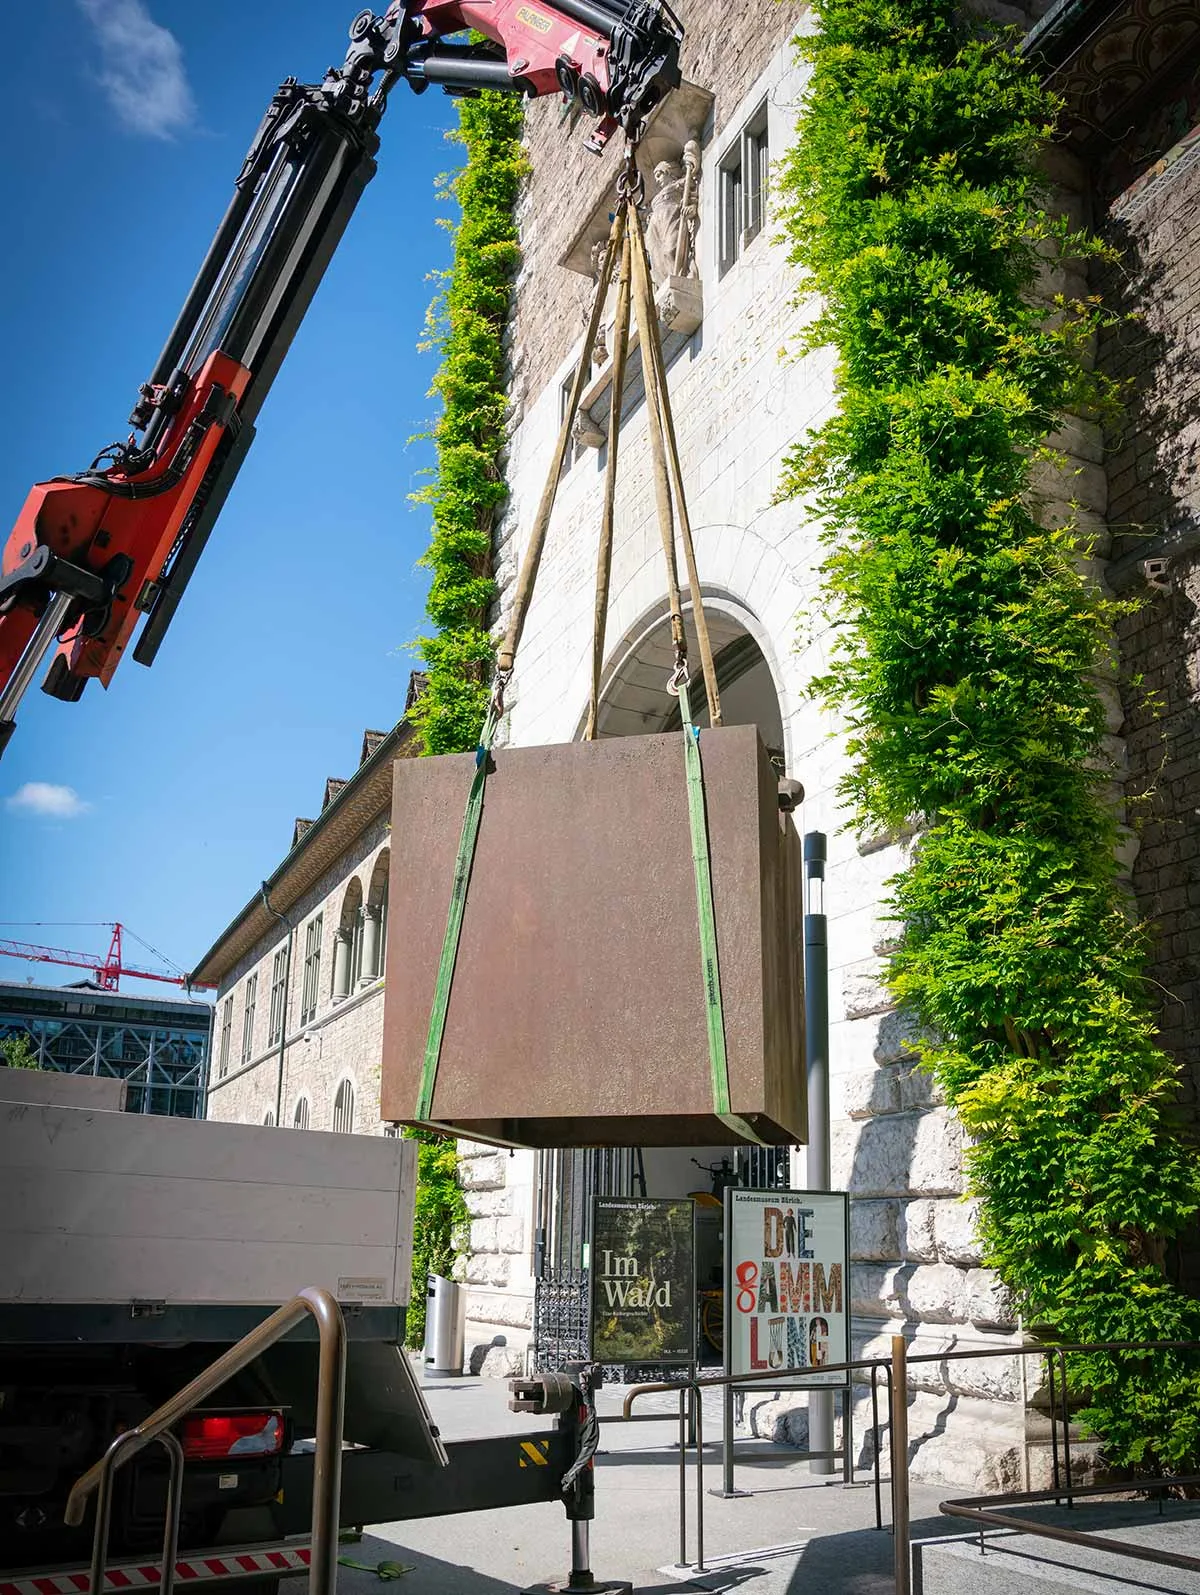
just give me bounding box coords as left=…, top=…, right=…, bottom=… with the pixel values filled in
left=381, top=726, right=805, bottom=1147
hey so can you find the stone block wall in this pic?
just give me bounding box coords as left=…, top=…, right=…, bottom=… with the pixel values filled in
left=456, top=1141, right=537, bottom=1374
left=1099, top=146, right=1200, bottom=1140
left=825, top=833, right=1032, bottom=1487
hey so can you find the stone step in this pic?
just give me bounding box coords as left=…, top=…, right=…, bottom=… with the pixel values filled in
left=914, top=1503, right=1200, bottom=1595
left=1022, top=1416, right=1105, bottom=1491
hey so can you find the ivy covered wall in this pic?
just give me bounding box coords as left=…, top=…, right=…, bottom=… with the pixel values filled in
left=404, top=91, right=525, bottom=1348
left=412, top=92, right=525, bottom=756
left=405, top=4, right=1200, bottom=1460
left=404, top=1125, right=470, bottom=1348
left=780, top=0, right=1200, bottom=1465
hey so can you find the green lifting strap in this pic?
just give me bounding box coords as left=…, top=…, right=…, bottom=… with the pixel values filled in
left=417, top=687, right=766, bottom=1141
left=677, top=679, right=767, bottom=1146
left=415, top=702, right=500, bottom=1122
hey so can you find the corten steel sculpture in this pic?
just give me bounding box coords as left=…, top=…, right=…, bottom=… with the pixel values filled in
left=381, top=725, right=806, bottom=1147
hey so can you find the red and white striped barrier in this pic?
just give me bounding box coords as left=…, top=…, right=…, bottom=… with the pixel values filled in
left=1, top=1542, right=312, bottom=1595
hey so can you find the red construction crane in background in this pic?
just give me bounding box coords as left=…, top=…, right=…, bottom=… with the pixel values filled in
left=0, top=922, right=212, bottom=992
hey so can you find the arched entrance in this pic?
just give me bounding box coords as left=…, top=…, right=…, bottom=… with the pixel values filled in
left=580, top=600, right=786, bottom=759
left=532, top=598, right=798, bottom=1373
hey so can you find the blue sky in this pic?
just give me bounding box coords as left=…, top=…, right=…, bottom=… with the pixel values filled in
left=0, top=1, right=457, bottom=995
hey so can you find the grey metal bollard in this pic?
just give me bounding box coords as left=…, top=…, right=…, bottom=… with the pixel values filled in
left=423, top=1274, right=465, bottom=1378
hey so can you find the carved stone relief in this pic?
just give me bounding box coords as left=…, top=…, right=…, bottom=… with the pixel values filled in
left=556, top=82, right=713, bottom=446
left=645, top=139, right=701, bottom=287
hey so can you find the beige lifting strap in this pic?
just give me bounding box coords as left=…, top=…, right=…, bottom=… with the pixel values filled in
left=495, top=206, right=625, bottom=682
left=422, top=140, right=755, bottom=1141
left=602, top=193, right=722, bottom=730
left=496, top=142, right=722, bottom=735
left=584, top=223, right=633, bottom=740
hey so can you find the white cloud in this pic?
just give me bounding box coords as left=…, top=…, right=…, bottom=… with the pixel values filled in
left=7, top=783, right=92, bottom=820
left=76, top=0, right=196, bottom=139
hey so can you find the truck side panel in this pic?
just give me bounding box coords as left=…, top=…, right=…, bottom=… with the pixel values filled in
left=0, top=1066, right=126, bottom=1111
left=0, top=1103, right=417, bottom=1308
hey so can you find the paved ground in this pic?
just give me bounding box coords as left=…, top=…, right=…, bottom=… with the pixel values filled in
left=915, top=1500, right=1200, bottom=1595
left=333, top=1374, right=953, bottom=1595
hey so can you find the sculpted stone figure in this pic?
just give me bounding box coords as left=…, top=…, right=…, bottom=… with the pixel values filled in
left=588, top=235, right=611, bottom=366
left=644, top=140, right=700, bottom=286
left=589, top=236, right=610, bottom=283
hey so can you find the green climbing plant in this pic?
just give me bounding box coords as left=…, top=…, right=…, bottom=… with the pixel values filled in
left=403, top=92, right=524, bottom=1347
left=780, top=0, right=1200, bottom=1466
left=411, top=91, right=525, bottom=756
left=405, top=1127, right=470, bottom=1349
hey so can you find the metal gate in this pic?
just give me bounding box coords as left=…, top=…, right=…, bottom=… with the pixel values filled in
left=530, top=1144, right=792, bottom=1373
left=531, top=1148, right=645, bottom=1371
left=735, top=1144, right=792, bottom=1190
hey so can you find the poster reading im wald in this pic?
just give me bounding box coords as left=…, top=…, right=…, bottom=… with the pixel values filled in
left=590, top=1197, right=696, bottom=1365
left=725, top=1189, right=849, bottom=1387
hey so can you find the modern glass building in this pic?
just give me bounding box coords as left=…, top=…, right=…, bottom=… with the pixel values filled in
left=0, top=980, right=212, bottom=1118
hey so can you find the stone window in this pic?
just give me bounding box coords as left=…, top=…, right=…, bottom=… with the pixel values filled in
left=292, top=1094, right=310, bottom=1131
left=559, top=369, right=585, bottom=474
left=333, top=1077, right=356, bottom=1134
left=720, top=154, right=742, bottom=273
left=719, top=101, right=768, bottom=275
left=300, top=912, right=323, bottom=1026
left=240, top=972, right=257, bottom=1065
left=218, top=996, right=232, bottom=1078
left=746, top=110, right=769, bottom=243
left=365, top=850, right=389, bottom=987
left=268, top=946, right=287, bottom=1045
left=263, top=1109, right=275, bottom=1127
left=332, top=880, right=363, bottom=1003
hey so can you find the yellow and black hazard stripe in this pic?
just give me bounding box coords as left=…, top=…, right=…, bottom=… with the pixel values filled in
left=518, top=1438, right=550, bottom=1468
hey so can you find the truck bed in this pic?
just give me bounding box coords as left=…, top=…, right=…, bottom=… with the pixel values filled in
left=0, top=1094, right=417, bottom=1313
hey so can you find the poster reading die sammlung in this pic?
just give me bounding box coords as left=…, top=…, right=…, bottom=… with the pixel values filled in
left=725, top=1189, right=849, bottom=1388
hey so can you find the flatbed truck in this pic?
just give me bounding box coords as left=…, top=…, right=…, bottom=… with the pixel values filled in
left=0, top=1068, right=599, bottom=1595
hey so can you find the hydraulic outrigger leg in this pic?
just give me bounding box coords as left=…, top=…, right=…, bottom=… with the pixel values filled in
left=510, top=1371, right=633, bottom=1595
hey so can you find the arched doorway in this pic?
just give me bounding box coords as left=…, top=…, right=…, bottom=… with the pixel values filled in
left=581, top=600, right=786, bottom=760
left=532, top=599, right=798, bottom=1373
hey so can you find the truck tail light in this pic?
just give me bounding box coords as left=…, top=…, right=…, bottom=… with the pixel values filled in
left=180, top=1411, right=285, bottom=1460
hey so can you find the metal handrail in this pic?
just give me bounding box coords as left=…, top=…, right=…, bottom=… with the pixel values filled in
left=622, top=1351, right=888, bottom=1572
left=65, top=1285, right=347, bottom=1595
left=621, top=1349, right=891, bottom=1412
left=903, top=1335, right=1200, bottom=1595
left=88, top=1432, right=184, bottom=1595
left=622, top=1331, right=1200, bottom=1594
left=940, top=1476, right=1200, bottom=1576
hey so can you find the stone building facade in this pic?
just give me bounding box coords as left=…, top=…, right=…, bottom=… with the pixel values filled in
left=461, top=0, right=1200, bottom=1488
left=195, top=721, right=410, bottom=1137
left=191, top=0, right=1200, bottom=1483
left=482, top=7, right=1036, bottom=1482
left=1076, top=0, right=1200, bottom=1225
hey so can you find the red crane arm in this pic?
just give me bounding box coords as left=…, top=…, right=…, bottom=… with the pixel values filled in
left=0, top=940, right=121, bottom=986
left=0, top=0, right=681, bottom=757
left=0, top=931, right=213, bottom=991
